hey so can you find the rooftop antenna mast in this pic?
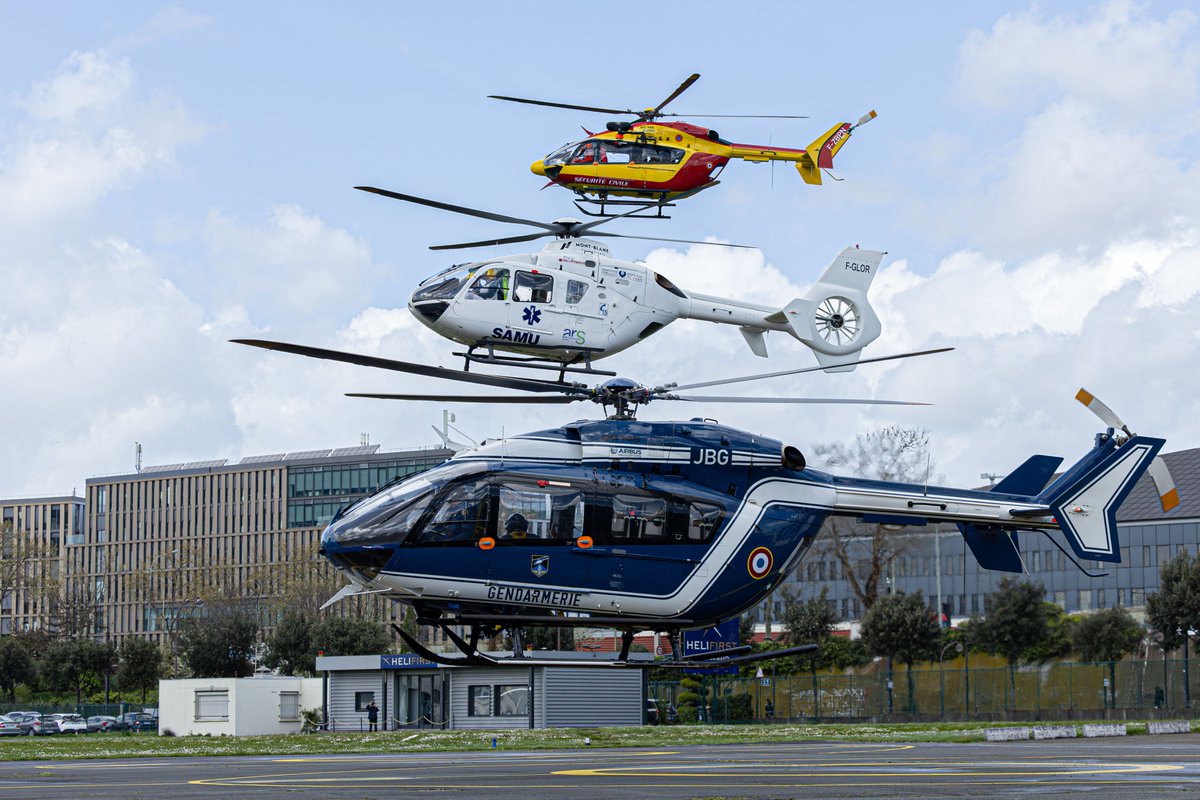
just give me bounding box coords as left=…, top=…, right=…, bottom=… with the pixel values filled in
left=134, top=442, right=142, bottom=474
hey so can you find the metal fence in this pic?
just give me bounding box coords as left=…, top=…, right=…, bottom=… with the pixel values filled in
left=0, top=702, right=130, bottom=717
left=652, top=658, right=1200, bottom=722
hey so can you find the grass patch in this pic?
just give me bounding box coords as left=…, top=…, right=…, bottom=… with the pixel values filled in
left=0, top=719, right=1191, bottom=761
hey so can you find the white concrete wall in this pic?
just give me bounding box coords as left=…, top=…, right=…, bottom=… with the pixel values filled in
left=159, top=677, right=323, bottom=737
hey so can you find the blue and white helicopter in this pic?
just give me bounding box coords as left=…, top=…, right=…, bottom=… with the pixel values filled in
left=234, top=337, right=1177, bottom=669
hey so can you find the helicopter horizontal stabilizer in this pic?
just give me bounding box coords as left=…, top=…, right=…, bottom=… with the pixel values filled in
left=766, top=247, right=883, bottom=371
left=1040, top=434, right=1165, bottom=562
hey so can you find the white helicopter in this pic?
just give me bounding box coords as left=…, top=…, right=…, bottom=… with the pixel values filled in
left=358, top=187, right=883, bottom=377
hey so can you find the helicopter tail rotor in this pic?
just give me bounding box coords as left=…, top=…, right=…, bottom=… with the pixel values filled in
left=795, top=111, right=876, bottom=186
left=764, top=247, right=884, bottom=372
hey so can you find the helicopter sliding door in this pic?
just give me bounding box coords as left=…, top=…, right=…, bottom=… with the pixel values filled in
left=490, top=473, right=595, bottom=596
left=505, top=270, right=561, bottom=349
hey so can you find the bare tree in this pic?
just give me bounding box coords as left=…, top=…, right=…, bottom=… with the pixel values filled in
left=1, top=519, right=55, bottom=631
left=810, top=426, right=936, bottom=611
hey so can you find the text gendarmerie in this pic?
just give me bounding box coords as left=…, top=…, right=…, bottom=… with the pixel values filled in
left=486, top=584, right=582, bottom=607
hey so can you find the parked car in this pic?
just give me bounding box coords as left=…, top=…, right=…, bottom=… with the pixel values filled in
left=86, top=715, right=120, bottom=733
left=20, top=714, right=57, bottom=736
left=645, top=698, right=679, bottom=725
left=50, top=713, right=87, bottom=734
left=120, top=711, right=155, bottom=732
left=0, top=714, right=26, bottom=736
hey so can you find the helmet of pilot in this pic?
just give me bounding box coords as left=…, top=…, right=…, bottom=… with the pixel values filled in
left=504, top=512, right=528, bottom=539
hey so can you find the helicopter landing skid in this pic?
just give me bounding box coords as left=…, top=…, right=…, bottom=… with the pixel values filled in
left=459, top=341, right=616, bottom=379
left=395, top=620, right=819, bottom=670
left=573, top=181, right=720, bottom=218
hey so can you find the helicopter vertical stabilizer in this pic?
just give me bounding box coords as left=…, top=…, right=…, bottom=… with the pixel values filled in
left=766, top=247, right=883, bottom=372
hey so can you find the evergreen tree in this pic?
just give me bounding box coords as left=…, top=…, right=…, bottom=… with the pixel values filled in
left=118, top=637, right=164, bottom=702
left=311, top=615, right=390, bottom=657
left=264, top=610, right=316, bottom=675
left=0, top=636, right=36, bottom=702
left=177, top=602, right=260, bottom=678
left=860, top=590, right=940, bottom=713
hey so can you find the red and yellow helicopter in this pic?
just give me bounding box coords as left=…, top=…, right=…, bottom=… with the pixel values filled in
left=492, top=73, right=877, bottom=215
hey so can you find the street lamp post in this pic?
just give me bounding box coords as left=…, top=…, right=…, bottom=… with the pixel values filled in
left=940, top=641, right=963, bottom=720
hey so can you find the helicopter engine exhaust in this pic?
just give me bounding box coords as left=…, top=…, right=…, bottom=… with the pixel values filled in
left=781, top=445, right=806, bottom=471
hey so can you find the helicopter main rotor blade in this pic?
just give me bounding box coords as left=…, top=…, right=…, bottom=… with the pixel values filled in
left=660, top=113, right=811, bottom=119
left=429, top=232, right=550, bottom=251
left=590, top=231, right=757, bottom=250
left=231, top=339, right=586, bottom=395
left=652, top=73, right=701, bottom=116
left=671, top=395, right=930, bottom=406
left=347, top=393, right=584, bottom=404
left=672, top=345, right=950, bottom=393
left=488, top=95, right=636, bottom=117
left=355, top=186, right=560, bottom=232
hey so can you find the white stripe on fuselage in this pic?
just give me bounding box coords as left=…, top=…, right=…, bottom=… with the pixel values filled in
left=371, top=476, right=836, bottom=621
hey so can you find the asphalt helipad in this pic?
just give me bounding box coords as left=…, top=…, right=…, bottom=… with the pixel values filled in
left=4, top=736, right=1200, bottom=799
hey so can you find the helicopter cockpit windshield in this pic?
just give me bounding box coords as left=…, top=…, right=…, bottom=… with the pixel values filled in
left=543, top=142, right=579, bottom=169
left=322, top=461, right=486, bottom=548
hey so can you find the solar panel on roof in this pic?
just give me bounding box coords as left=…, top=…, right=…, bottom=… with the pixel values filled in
left=239, top=453, right=286, bottom=464
left=329, top=445, right=381, bottom=457
left=141, top=463, right=185, bottom=473
left=181, top=459, right=228, bottom=470
left=284, top=449, right=332, bottom=460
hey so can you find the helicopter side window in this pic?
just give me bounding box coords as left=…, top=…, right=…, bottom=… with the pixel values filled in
left=611, top=495, right=666, bottom=541
left=633, top=144, right=685, bottom=165
left=687, top=502, right=723, bottom=542
left=513, top=272, right=553, bottom=304
left=413, top=479, right=491, bottom=545
left=498, top=482, right=584, bottom=542
left=565, top=280, right=588, bottom=305
left=466, top=268, right=510, bottom=301
left=598, top=141, right=631, bottom=164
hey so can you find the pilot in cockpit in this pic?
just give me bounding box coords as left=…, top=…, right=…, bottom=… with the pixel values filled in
left=500, top=512, right=529, bottom=540
left=469, top=268, right=508, bottom=301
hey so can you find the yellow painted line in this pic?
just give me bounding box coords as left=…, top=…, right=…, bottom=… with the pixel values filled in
left=552, top=762, right=1182, bottom=777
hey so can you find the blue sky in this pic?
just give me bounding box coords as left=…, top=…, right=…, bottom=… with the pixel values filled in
left=3, top=1, right=1200, bottom=496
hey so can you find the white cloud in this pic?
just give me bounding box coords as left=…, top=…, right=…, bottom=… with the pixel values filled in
left=0, top=50, right=204, bottom=226
left=959, top=1, right=1199, bottom=123
left=939, top=1, right=1200, bottom=255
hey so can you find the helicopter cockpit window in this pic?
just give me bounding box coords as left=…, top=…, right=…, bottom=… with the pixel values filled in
left=413, top=479, right=491, bottom=544
left=570, top=142, right=597, bottom=164
left=466, top=267, right=509, bottom=301
left=544, top=143, right=576, bottom=168
left=565, top=280, right=588, bottom=305
left=498, top=482, right=584, bottom=542
left=611, top=495, right=666, bottom=540
left=513, top=272, right=553, bottom=304
left=411, top=269, right=470, bottom=303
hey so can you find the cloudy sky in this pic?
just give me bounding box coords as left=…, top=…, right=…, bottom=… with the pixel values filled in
left=3, top=1, right=1199, bottom=497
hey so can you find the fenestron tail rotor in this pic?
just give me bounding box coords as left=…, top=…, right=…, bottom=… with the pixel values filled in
left=1076, top=388, right=1179, bottom=512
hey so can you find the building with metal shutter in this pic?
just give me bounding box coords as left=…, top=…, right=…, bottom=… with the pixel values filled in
left=317, top=652, right=644, bottom=730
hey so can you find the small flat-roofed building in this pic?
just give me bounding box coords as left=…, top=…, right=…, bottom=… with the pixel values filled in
left=158, top=674, right=323, bottom=736
left=317, top=652, right=645, bottom=730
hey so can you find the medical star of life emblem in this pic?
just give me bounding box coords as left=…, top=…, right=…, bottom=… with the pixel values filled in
left=522, top=305, right=541, bottom=325
left=531, top=555, right=549, bottom=578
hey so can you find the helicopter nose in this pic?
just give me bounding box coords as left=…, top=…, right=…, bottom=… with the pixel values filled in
left=530, top=160, right=546, bottom=177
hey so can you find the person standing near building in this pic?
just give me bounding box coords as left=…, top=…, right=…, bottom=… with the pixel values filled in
left=367, top=700, right=379, bottom=732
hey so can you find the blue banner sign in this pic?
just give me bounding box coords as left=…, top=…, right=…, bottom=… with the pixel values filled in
left=380, top=653, right=439, bottom=670
left=683, top=617, right=740, bottom=675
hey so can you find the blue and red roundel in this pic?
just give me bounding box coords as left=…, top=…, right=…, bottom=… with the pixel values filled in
left=747, top=547, right=773, bottom=580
